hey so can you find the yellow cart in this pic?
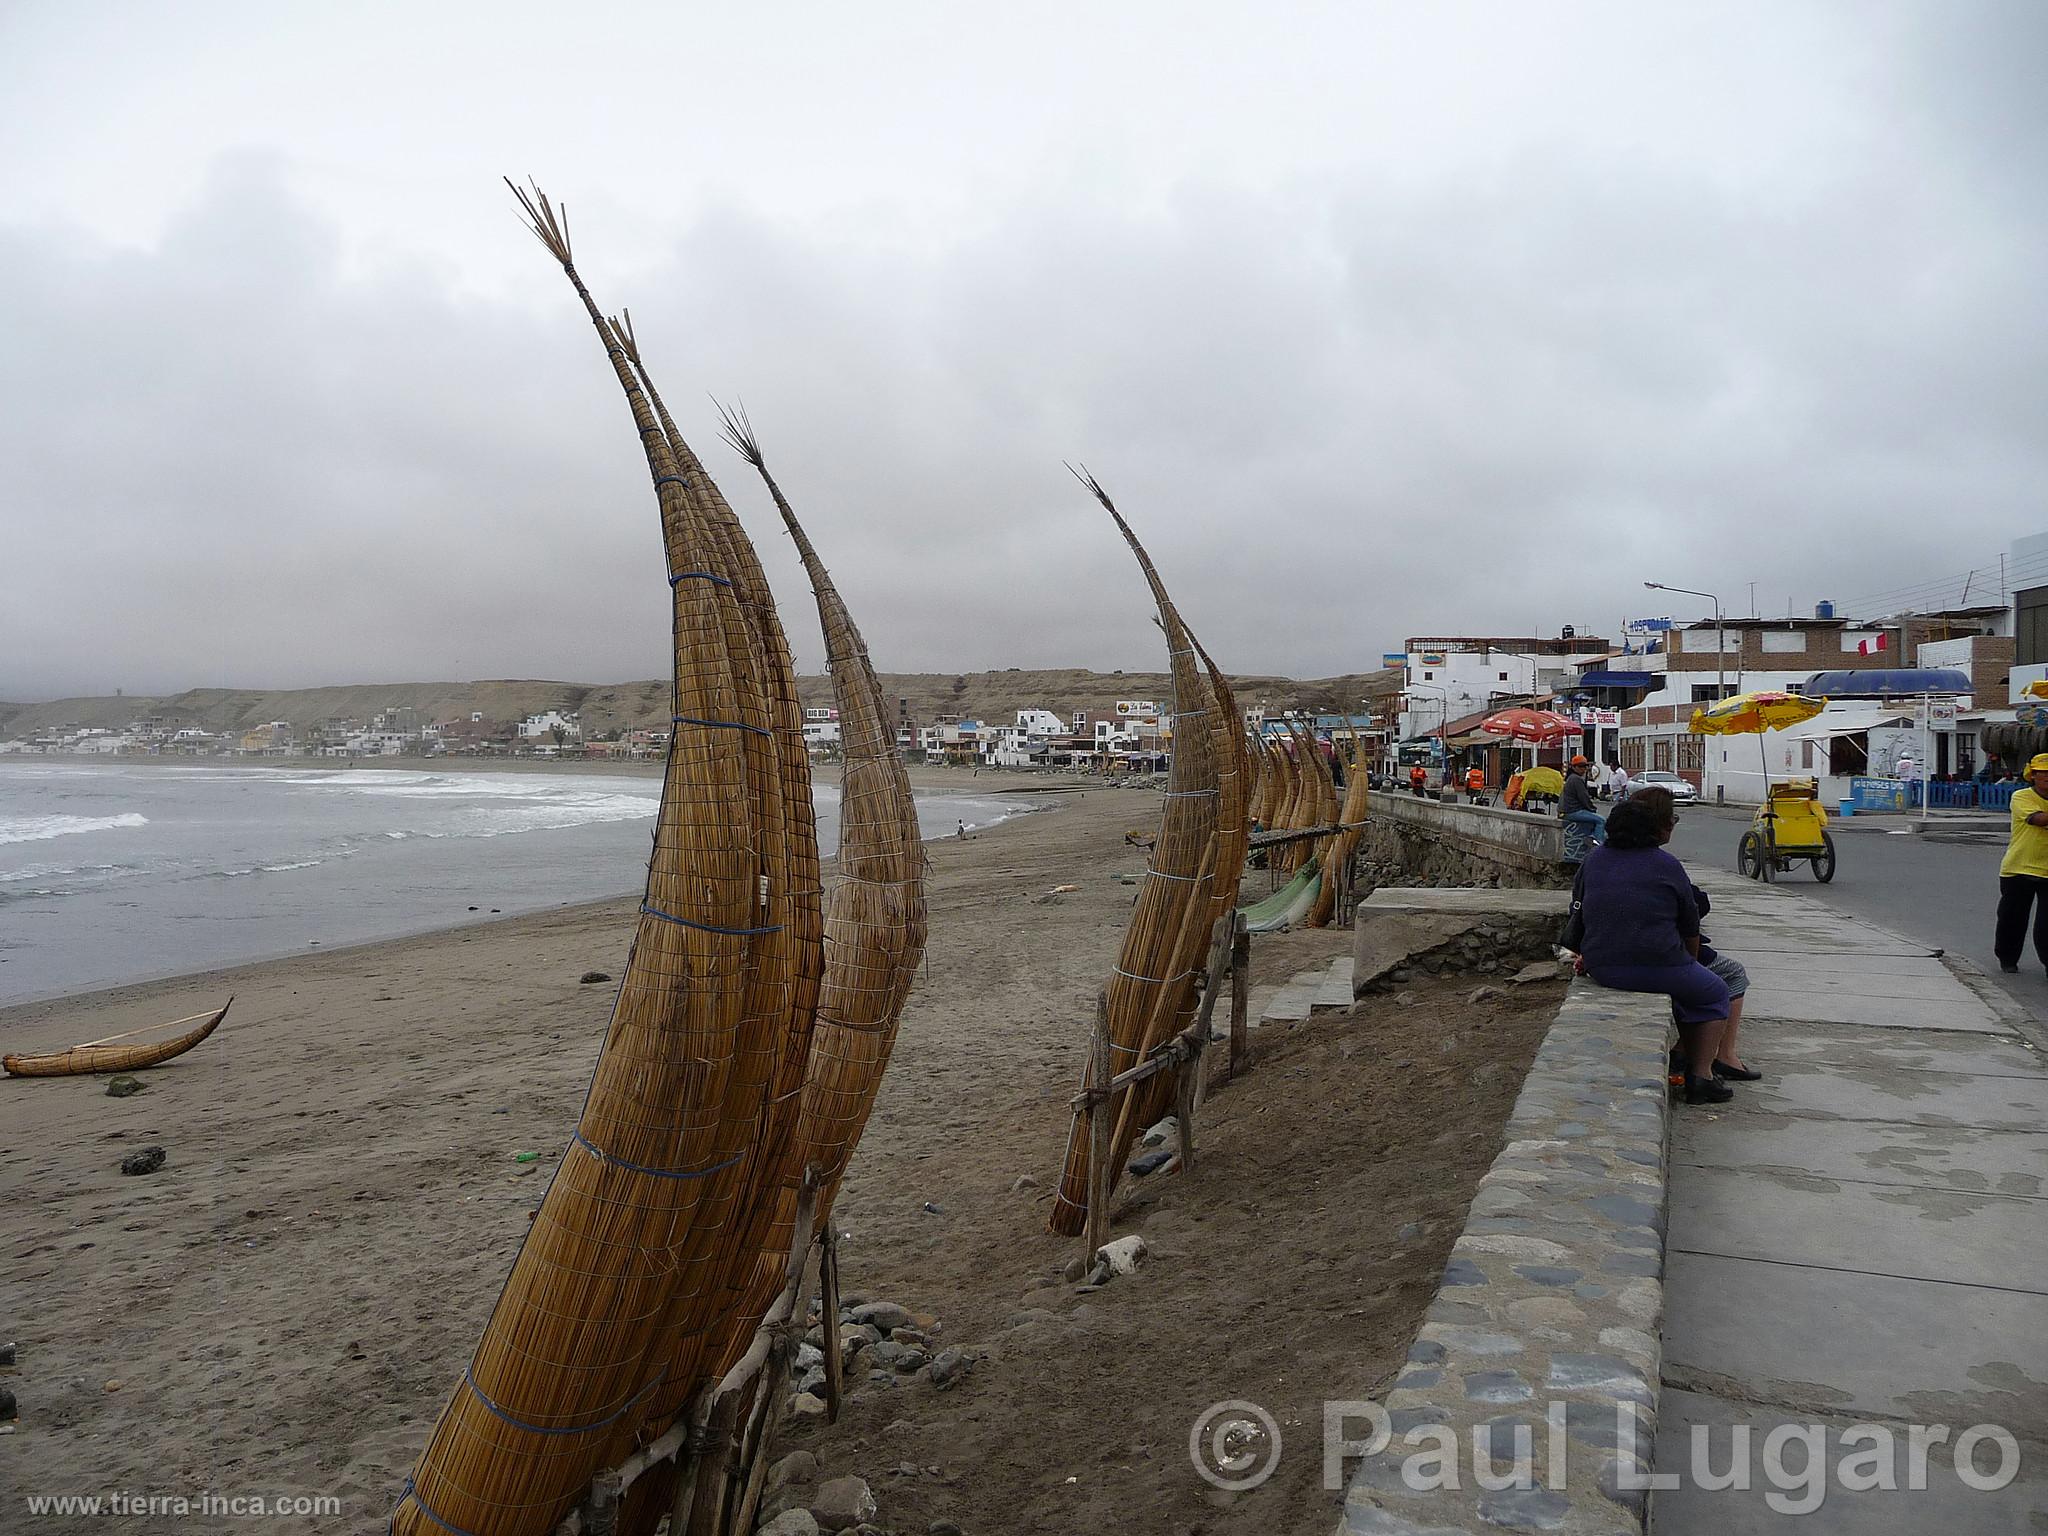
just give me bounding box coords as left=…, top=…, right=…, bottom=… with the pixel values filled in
left=1739, top=777, right=1836, bottom=883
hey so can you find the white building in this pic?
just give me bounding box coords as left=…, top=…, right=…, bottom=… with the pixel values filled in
left=1396, top=635, right=1611, bottom=741
left=70, top=729, right=137, bottom=754
left=518, top=709, right=582, bottom=742
left=1016, top=708, right=1065, bottom=737
left=802, top=706, right=842, bottom=752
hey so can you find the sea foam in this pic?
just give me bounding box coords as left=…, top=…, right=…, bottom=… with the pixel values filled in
left=0, top=811, right=149, bottom=846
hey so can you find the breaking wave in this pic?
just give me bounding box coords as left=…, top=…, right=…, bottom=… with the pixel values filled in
left=0, top=811, right=149, bottom=846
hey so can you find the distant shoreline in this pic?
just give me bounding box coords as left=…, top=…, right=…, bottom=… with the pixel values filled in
left=6, top=753, right=1109, bottom=794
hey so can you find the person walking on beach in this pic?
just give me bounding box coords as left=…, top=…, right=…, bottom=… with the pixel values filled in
left=1995, top=753, right=2048, bottom=974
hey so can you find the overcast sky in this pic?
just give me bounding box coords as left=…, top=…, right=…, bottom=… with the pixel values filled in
left=3, top=2, right=2043, bottom=699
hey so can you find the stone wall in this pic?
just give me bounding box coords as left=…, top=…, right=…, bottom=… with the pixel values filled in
left=1362, top=794, right=1570, bottom=888
left=1336, top=981, right=1674, bottom=1535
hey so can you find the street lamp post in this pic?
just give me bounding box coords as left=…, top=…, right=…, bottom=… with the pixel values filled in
left=1644, top=581, right=1726, bottom=700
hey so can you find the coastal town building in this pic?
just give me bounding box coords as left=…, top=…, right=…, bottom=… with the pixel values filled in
left=1394, top=634, right=1611, bottom=743
left=801, top=707, right=841, bottom=753
left=517, top=709, right=582, bottom=743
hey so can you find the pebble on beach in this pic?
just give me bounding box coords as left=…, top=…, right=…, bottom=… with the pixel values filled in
left=120, top=1146, right=166, bottom=1177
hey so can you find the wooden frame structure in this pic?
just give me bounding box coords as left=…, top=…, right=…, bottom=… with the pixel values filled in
left=1067, top=909, right=1252, bottom=1266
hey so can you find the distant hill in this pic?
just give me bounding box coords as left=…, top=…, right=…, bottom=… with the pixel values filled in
left=0, top=669, right=1386, bottom=740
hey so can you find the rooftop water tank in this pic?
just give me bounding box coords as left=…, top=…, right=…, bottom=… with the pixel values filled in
left=1815, top=600, right=1836, bottom=619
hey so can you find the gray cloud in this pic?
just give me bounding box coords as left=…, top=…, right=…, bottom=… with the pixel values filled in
left=2, top=3, right=2044, bottom=699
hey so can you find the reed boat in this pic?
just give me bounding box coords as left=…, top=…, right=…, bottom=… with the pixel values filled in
left=3, top=998, right=232, bottom=1078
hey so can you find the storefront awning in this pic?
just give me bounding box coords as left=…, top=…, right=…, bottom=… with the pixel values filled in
left=1577, top=670, right=1657, bottom=689
left=1781, top=709, right=1913, bottom=741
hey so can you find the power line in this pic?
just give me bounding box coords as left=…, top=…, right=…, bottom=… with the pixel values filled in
left=1836, top=548, right=2048, bottom=617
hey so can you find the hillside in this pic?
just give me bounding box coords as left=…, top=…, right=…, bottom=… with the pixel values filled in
left=0, top=669, right=1385, bottom=740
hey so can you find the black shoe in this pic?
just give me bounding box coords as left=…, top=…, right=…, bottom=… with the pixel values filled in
left=2000, top=962, right=2020, bottom=974
left=1712, top=1061, right=1762, bottom=1081
left=1684, top=1074, right=1735, bottom=1104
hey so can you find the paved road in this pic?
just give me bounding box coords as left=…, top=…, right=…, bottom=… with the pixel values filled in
left=1661, top=804, right=2048, bottom=1027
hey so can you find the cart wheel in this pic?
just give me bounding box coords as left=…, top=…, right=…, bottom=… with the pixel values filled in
left=1738, top=830, right=1766, bottom=880
left=1814, top=832, right=1837, bottom=883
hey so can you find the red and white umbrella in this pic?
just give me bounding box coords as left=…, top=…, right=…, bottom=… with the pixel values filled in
left=1477, top=707, right=1582, bottom=745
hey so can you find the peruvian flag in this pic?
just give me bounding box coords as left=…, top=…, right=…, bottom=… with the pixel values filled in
left=1858, top=632, right=1890, bottom=656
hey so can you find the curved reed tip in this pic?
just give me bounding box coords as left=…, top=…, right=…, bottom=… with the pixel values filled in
left=713, top=397, right=766, bottom=469
left=1065, top=462, right=1117, bottom=514
left=506, top=176, right=574, bottom=267
left=606, top=312, right=640, bottom=365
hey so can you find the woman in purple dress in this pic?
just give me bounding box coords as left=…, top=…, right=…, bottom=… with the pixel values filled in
left=1569, top=787, right=1734, bottom=1104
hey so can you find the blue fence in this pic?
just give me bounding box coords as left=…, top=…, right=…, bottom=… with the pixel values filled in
left=1849, top=779, right=2015, bottom=812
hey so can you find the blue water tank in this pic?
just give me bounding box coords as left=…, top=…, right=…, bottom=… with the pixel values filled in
left=1815, top=600, right=1836, bottom=619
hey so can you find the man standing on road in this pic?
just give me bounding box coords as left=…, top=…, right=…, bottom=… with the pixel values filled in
left=1994, top=753, right=2048, bottom=974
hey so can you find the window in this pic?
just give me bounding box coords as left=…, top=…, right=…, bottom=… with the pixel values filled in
left=1760, top=631, right=1807, bottom=654
left=1498, top=671, right=1508, bottom=681
left=1423, top=671, right=1433, bottom=681
left=1691, top=684, right=1726, bottom=703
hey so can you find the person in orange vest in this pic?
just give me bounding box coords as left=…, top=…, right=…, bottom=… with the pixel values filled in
left=1409, top=764, right=1427, bottom=796
left=1464, top=765, right=1486, bottom=798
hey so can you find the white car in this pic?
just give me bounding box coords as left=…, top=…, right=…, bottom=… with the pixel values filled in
left=1622, top=769, right=1698, bottom=803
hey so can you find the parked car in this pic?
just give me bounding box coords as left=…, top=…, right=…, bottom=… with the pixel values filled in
left=1621, top=768, right=1698, bottom=803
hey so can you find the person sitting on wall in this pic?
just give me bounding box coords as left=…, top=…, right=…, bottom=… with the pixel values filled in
left=1690, top=879, right=1759, bottom=1081
left=1559, top=755, right=1605, bottom=846
left=1563, top=787, right=1734, bottom=1104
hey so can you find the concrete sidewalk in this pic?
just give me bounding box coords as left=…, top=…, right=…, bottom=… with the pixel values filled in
left=1654, top=870, right=2048, bottom=1531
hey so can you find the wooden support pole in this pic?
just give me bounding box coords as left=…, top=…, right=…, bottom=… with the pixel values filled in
left=1085, top=990, right=1112, bottom=1264
left=683, top=1389, right=739, bottom=1536
left=724, top=1369, right=777, bottom=1536
left=1174, top=1049, right=1198, bottom=1175
left=1229, top=912, right=1250, bottom=1076
left=820, top=1223, right=842, bottom=1424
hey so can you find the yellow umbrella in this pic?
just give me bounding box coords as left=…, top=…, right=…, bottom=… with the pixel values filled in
left=2024, top=679, right=2048, bottom=701
left=1689, top=690, right=1826, bottom=800
left=1689, top=690, right=1826, bottom=736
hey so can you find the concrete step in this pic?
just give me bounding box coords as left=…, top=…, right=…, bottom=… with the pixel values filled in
left=1260, top=976, right=1321, bottom=1024
left=1310, top=957, right=1357, bottom=1013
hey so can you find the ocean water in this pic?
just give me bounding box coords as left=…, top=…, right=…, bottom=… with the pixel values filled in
left=0, top=761, right=1029, bottom=1006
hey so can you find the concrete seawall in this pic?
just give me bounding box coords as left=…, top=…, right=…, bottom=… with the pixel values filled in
left=1364, top=793, right=1570, bottom=887
left=1337, top=980, right=1674, bottom=1535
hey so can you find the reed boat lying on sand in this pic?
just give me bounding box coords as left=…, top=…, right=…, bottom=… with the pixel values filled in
left=3, top=998, right=232, bottom=1078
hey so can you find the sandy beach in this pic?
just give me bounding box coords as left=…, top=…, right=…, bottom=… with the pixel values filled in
left=0, top=773, right=1561, bottom=1535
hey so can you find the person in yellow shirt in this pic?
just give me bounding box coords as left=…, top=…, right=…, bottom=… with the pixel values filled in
left=1994, top=753, right=2048, bottom=973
